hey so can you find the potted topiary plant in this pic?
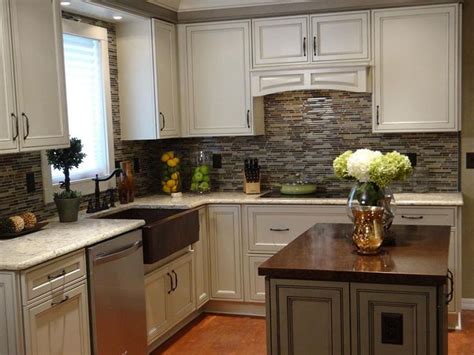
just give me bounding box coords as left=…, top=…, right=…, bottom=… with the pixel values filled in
left=47, top=137, right=86, bottom=222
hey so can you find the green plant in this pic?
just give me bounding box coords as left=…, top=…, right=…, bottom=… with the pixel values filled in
left=47, top=137, right=86, bottom=199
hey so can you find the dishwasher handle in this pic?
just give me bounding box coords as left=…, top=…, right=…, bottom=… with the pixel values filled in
left=93, top=240, right=143, bottom=265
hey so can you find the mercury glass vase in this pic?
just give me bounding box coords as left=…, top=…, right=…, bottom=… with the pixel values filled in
left=347, top=182, right=396, bottom=254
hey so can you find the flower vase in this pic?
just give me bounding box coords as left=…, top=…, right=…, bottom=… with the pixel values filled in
left=347, top=182, right=396, bottom=255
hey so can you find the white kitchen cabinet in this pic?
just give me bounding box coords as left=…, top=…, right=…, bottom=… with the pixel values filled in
left=311, top=11, right=369, bottom=62
left=194, top=208, right=210, bottom=308
left=208, top=205, right=243, bottom=300
left=0, top=1, right=17, bottom=153
left=145, top=251, right=195, bottom=345
left=179, top=21, right=264, bottom=137
left=244, top=255, right=269, bottom=303
left=23, top=283, right=90, bottom=355
left=0, top=0, right=69, bottom=154
left=117, top=18, right=180, bottom=140
left=0, top=272, right=22, bottom=355
left=252, top=16, right=309, bottom=67
left=372, top=4, right=460, bottom=133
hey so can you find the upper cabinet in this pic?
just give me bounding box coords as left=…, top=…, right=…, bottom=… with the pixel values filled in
left=0, top=0, right=69, bottom=154
left=311, top=12, right=369, bottom=62
left=117, top=18, right=181, bottom=140
left=252, top=16, right=309, bottom=67
left=178, top=21, right=264, bottom=137
left=251, top=11, right=370, bottom=68
left=372, top=5, right=460, bottom=133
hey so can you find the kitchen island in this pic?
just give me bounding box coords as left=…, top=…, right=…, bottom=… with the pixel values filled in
left=259, top=223, right=451, bottom=355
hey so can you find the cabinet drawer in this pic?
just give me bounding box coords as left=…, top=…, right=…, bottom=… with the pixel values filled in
left=245, top=205, right=348, bottom=253
left=21, top=250, right=86, bottom=304
left=393, top=207, right=455, bottom=226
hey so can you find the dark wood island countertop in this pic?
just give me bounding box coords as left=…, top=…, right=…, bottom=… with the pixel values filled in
left=258, top=223, right=451, bottom=286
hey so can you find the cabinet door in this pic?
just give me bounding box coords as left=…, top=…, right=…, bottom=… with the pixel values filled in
left=194, top=208, right=210, bottom=308
left=0, top=1, right=18, bottom=153
left=0, top=273, right=21, bottom=355
left=184, top=21, right=252, bottom=136
left=24, top=283, right=90, bottom=355
left=373, top=5, right=459, bottom=133
left=351, top=283, right=437, bottom=355
left=208, top=205, right=243, bottom=300
left=145, top=265, right=172, bottom=344
left=270, top=279, right=350, bottom=355
left=10, top=0, right=69, bottom=150
left=311, top=12, right=369, bottom=62
left=169, top=252, right=195, bottom=325
left=253, top=16, right=309, bottom=67
left=244, top=255, right=269, bottom=303
left=153, top=19, right=180, bottom=138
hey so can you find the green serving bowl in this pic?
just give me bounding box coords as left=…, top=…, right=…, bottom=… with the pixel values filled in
left=280, top=183, right=317, bottom=195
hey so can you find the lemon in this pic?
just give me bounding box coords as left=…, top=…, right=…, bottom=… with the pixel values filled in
left=161, top=153, right=170, bottom=162
left=171, top=172, right=179, bottom=180
left=167, top=151, right=175, bottom=159
left=173, top=157, right=180, bottom=164
left=171, top=185, right=178, bottom=192
left=167, top=159, right=177, bottom=167
left=163, top=185, right=171, bottom=193
left=166, top=179, right=176, bottom=188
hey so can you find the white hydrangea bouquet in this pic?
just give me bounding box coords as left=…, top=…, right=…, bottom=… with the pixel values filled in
left=333, top=149, right=413, bottom=207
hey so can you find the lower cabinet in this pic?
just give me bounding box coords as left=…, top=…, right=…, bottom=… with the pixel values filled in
left=208, top=205, right=243, bottom=301
left=244, top=254, right=269, bottom=302
left=0, top=272, right=22, bottom=355
left=194, top=207, right=210, bottom=308
left=268, top=279, right=442, bottom=355
left=145, top=251, right=195, bottom=344
left=23, top=283, right=90, bottom=355
left=269, top=279, right=351, bottom=355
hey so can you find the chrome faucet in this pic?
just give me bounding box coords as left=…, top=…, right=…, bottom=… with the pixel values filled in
left=87, top=169, right=126, bottom=214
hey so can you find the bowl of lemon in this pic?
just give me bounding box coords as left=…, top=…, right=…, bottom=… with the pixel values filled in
left=160, top=151, right=181, bottom=194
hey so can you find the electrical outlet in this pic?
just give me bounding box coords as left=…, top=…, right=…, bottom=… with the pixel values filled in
left=381, top=313, right=404, bottom=345
left=26, top=172, right=36, bottom=193
left=467, top=153, right=474, bottom=169
left=406, top=153, right=417, bottom=167
left=213, top=154, right=222, bottom=169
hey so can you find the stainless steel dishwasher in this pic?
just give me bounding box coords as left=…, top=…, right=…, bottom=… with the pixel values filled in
left=87, top=229, right=147, bottom=355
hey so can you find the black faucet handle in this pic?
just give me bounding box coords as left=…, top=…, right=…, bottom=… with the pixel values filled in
left=86, top=200, right=94, bottom=214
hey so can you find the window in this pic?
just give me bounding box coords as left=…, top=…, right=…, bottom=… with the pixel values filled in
left=42, top=19, right=114, bottom=203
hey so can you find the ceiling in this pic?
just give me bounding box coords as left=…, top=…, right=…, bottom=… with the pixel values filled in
left=147, top=0, right=314, bottom=12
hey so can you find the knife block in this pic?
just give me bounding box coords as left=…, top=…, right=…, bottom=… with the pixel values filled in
left=243, top=177, right=261, bottom=194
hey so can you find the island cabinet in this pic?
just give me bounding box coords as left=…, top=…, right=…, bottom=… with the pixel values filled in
left=260, top=224, right=450, bottom=355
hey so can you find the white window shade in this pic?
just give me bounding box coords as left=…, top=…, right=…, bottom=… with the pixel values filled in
left=52, top=33, right=110, bottom=184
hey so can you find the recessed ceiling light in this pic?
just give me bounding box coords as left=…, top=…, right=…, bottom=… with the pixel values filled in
left=60, top=1, right=71, bottom=5
left=113, top=15, right=123, bottom=20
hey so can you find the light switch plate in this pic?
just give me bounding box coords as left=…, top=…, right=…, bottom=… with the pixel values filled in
left=466, top=153, right=474, bottom=169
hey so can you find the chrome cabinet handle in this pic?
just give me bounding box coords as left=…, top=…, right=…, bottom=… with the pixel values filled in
left=303, top=37, right=307, bottom=56
left=270, top=228, right=290, bottom=232
left=11, top=113, right=18, bottom=141
left=47, top=269, right=66, bottom=281
left=401, top=215, right=424, bottom=220
left=313, top=36, right=317, bottom=56
left=51, top=295, right=69, bottom=307
left=167, top=272, right=174, bottom=294
left=22, top=112, right=30, bottom=140
left=172, top=270, right=178, bottom=291
left=446, top=269, right=454, bottom=304
left=246, top=110, right=250, bottom=128
left=159, top=112, right=165, bottom=131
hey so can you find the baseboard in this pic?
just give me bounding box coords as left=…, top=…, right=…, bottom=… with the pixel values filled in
left=204, top=300, right=266, bottom=317
left=462, top=298, right=474, bottom=310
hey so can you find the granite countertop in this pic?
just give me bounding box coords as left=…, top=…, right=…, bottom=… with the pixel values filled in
left=0, top=219, right=145, bottom=271
left=100, top=191, right=463, bottom=211
left=258, top=223, right=451, bottom=286
left=0, top=191, right=462, bottom=272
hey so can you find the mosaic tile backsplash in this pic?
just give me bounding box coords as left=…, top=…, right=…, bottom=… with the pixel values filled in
left=0, top=18, right=459, bottom=221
